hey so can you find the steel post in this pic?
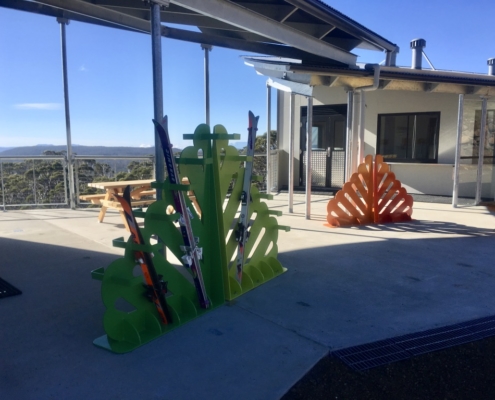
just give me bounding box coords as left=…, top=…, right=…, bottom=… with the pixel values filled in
left=58, top=17, right=76, bottom=209
left=345, top=91, right=354, bottom=182
left=201, top=44, right=212, bottom=126
left=151, top=2, right=164, bottom=198
left=266, top=83, right=271, bottom=194
left=288, top=92, right=295, bottom=213
left=475, top=97, right=488, bottom=204
left=305, top=96, right=313, bottom=219
left=452, top=94, right=464, bottom=208
left=358, top=91, right=365, bottom=168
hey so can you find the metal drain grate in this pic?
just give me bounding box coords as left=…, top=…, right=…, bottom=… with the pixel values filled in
left=332, top=315, right=495, bottom=371
left=0, top=277, right=22, bottom=299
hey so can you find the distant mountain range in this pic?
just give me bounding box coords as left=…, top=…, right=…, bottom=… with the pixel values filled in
left=0, top=145, right=181, bottom=157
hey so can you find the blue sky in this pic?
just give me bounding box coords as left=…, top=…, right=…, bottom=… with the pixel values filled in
left=1, top=0, right=494, bottom=149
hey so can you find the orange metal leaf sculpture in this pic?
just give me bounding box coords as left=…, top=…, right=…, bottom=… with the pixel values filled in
left=326, top=155, right=413, bottom=227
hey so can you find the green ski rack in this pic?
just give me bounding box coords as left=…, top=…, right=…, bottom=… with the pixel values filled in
left=92, top=120, right=289, bottom=353
left=210, top=123, right=289, bottom=300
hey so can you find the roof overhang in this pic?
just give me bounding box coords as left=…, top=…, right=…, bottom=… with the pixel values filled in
left=2, top=0, right=400, bottom=66
left=245, top=57, right=495, bottom=96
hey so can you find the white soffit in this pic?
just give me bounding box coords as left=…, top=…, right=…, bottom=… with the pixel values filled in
left=267, top=78, right=313, bottom=96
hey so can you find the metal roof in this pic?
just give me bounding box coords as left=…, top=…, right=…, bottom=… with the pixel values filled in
left=244, top=56, right=495, bottom=96
left=2, top=0, right=398, bottom=66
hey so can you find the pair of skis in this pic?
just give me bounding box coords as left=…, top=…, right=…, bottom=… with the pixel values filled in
left=234, top=111, right=259, bottom=283
left=114, top=186, right=172, bottom=324
left=153, top=117, right=211, bottom=310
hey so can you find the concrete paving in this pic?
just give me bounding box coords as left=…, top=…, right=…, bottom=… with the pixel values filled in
left=1, top=195, right=495, bottom=399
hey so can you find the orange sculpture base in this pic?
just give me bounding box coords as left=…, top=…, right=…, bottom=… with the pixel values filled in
left=326, top=155, right=413, bottom=228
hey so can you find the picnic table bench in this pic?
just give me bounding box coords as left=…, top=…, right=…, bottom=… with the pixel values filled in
left=81, top=179, right=201, bottom=231
left=82, top=180, right=155, bottom=230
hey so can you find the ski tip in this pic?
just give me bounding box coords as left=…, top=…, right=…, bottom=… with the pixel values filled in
left=248, top=111, right=259, bottom=131
left=152, top=116, right=168, bottom=129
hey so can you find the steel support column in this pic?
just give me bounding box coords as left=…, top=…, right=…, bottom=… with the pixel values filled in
left=305, top=96, right=313, bottom=219
left=452, top=94, right=464, bottom=208
left=288, top=93, right=295, bottom=213
left=358, top=91, right=366, bottom=168
left=266, top=83, right=271, bottom=194
left=475, top=97, right=488, bottom=204
left=57, top=17, right=76, bottom=209
left=151, top=2, right=164, bottom=195
left=201, top=44, right=212, bottom=126
left=345, top=90, right=354, bottom=182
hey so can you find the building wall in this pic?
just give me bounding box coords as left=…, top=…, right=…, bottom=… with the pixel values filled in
left=364, top=90, right=459, bottom=164
left=277, top=86, right=495, bottom=198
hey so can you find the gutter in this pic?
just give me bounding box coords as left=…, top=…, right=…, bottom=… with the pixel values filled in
left=354, top=64, right=381, bottom=92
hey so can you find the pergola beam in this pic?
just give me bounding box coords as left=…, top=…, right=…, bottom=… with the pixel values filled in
left=4, top=0, right=346, bottom=64
left=170, top=0, right=356, bottom=65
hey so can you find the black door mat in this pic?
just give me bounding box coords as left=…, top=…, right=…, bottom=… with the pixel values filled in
left=0, top=277, right=22, bottom=299
left=332, top=315, right=495, bottom=371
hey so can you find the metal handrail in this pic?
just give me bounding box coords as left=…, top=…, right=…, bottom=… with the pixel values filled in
left=0, top=156, right=68, bottom=210
left=0, top=155, right=155, bottom=210
left=73, top=155, right=154, bottom=160
left=74, top=155, right=155, bottom=206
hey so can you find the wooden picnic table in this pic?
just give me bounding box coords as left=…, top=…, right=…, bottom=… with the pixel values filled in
left=85, top=179, right=156, bottom=230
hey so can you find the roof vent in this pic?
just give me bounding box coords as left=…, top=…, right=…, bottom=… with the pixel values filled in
left=410, top=39, right=426, bottom=69
left=488, top=58, right=495, bottom=76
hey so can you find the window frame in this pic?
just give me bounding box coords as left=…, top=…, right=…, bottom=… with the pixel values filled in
left=376, top=111, right=441, bottom=163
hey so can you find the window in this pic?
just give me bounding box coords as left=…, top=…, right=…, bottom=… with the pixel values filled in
left=377, top=112, right=440, bottom=163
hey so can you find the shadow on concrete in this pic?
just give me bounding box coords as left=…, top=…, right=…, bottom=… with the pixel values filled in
left=2, top=216, right=495, bottom=399
left=290, top=219, right=495, bottom=238
left=237, top=220, right=495, bottom=353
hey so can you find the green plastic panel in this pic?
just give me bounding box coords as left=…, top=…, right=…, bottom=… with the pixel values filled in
left=93, top=121, right=288, bottom=353
left=209, top=124, right=287, bottom=300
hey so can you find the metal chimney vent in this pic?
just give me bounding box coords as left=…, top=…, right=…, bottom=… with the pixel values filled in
left=488, top=58, right=495, bottom=76
left=410, top=39, right=426, bottom=69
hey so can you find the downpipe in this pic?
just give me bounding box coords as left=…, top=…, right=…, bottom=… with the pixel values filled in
left=353, top=64, right=381, bottom=170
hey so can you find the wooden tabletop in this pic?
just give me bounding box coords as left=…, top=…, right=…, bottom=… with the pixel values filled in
left=87, top=179, right=153, bottom=190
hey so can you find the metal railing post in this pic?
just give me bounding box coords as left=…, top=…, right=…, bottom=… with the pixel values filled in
left=1, top=162, right=5, bottom=212
left=63, top=156, right=69, bottom=206
left=32, top=159, right=37, bottom=205
left=74, top=158, right=80, bottom=206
